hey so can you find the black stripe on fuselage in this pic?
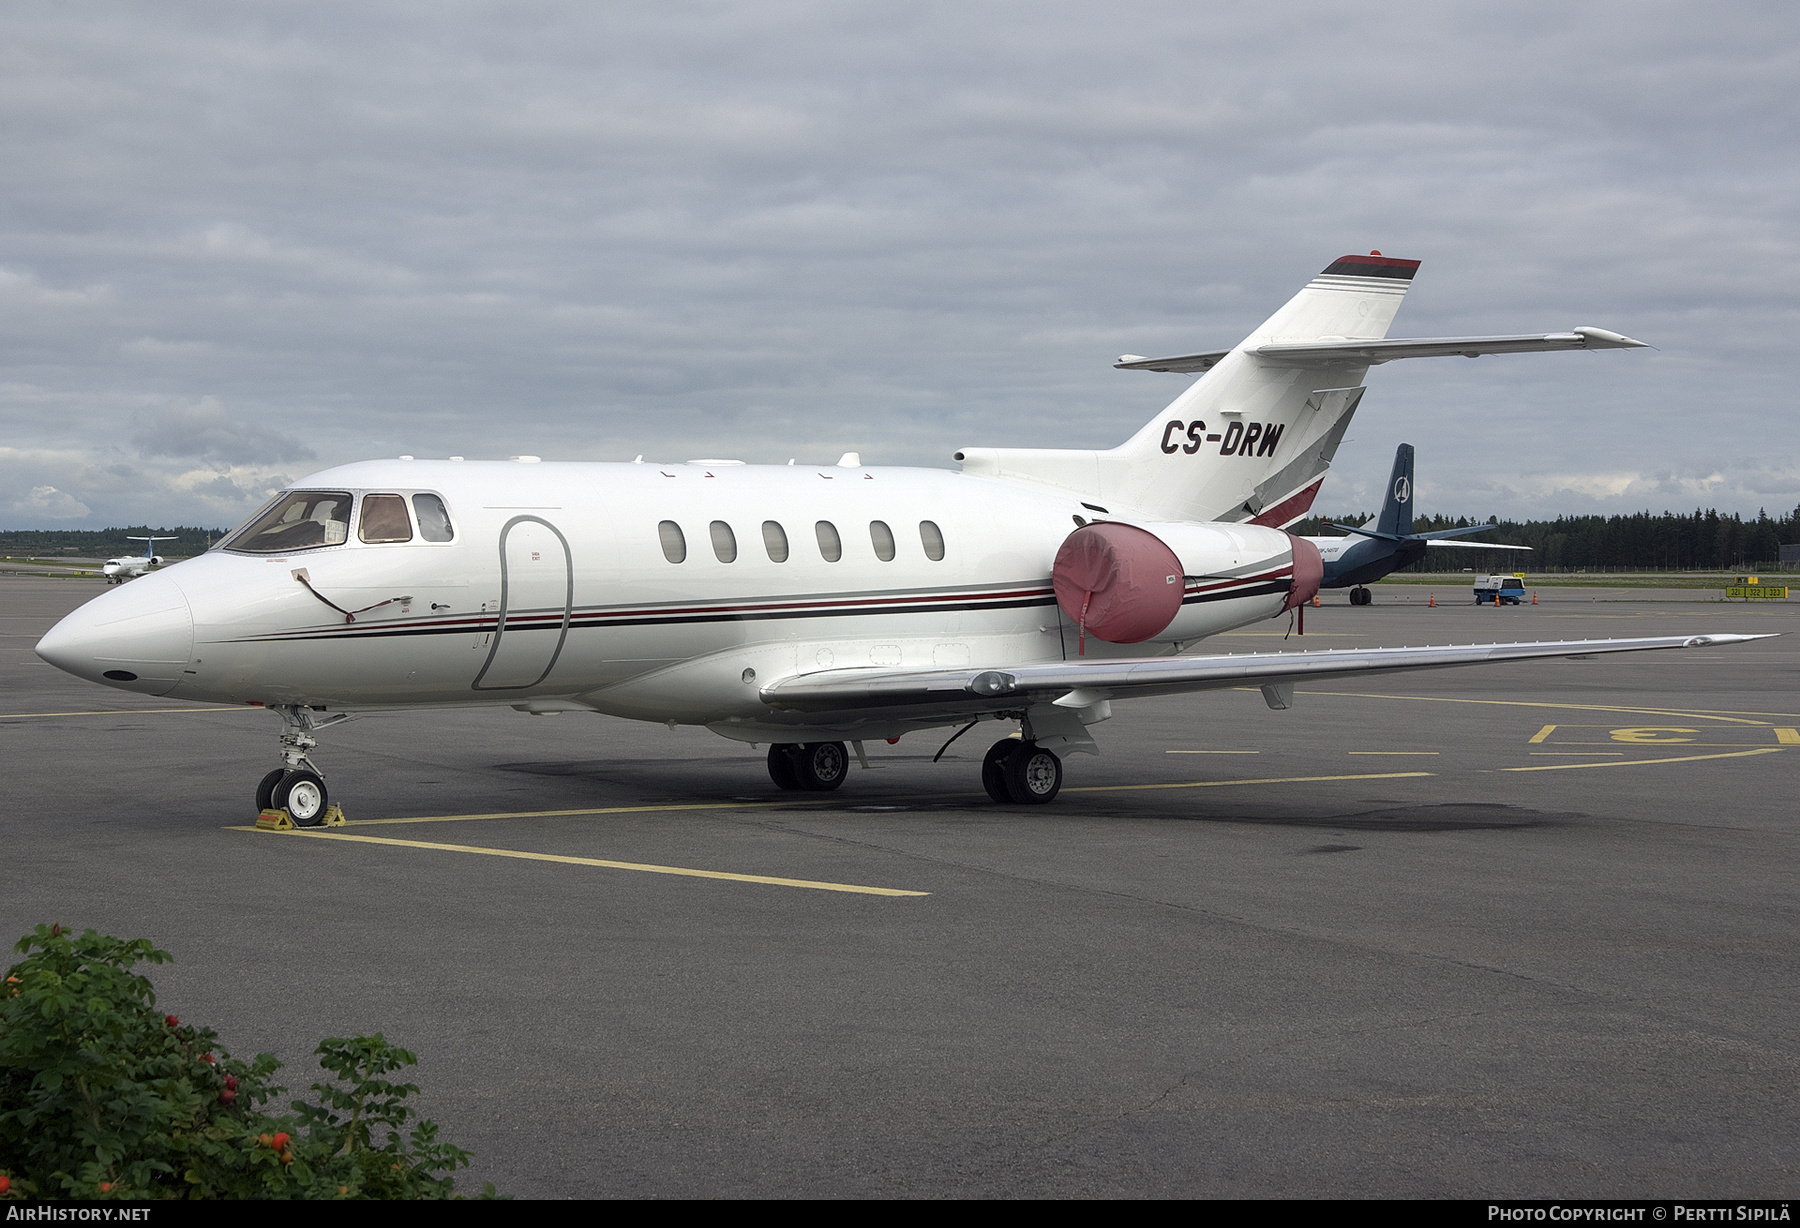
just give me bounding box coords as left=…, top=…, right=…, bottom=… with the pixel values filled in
left=229, top=593, right=1060, bottom=643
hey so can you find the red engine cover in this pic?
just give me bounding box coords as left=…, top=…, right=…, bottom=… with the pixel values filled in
left=1282, top=533, right=1323, bottom=611
left=1052, top=522, right=1185, bottom=645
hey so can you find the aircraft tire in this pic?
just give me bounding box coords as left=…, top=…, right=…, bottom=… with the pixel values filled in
left=254, top=768, right=287, bottom=813
left=1003, top=743, right=1062, bottom=805
left=793, top=742, right=848, bottom=792
left=982, top=739, right=1019, bottom=804
left=767, top=744, right=802, bottom=790
left=272, top=769, right=329, bottom=826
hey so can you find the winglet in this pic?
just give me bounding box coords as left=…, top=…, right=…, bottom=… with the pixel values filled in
left=1571, top=326, right=1650, bottom=349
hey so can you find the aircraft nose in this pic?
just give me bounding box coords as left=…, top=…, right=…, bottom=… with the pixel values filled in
left=36, top=571, right=195, bottom=696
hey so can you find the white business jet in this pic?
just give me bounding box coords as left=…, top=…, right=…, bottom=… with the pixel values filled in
left=35, top=254, right=1766, bottom=824
left=101, top=535, right=177, bottom=584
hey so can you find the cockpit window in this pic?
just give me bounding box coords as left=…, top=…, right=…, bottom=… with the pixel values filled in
left=412, top=493, right=454, bottom=542
left=359, top=494, right=413, bottom=543
left=224, top=491, right=352, bottom=553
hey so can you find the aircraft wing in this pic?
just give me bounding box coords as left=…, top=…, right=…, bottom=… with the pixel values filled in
left=1425, top=540, right=1533, bottom=550
left=760, top=633, right=1770, bottom=716
left=1115, top=327, right=1646, bottom=373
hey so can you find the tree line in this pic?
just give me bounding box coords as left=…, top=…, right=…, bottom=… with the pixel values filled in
left=7, top=507, right=1800, bottom=571
left=1290, top=506, right=1800, bottom=571
left=0, top=526, right=227, bottom=558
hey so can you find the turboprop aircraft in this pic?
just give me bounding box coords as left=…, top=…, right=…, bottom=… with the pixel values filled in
left=35, top=253, right=1767, bottom=823
left=1303, top=443, right=1532, bottom=605
left=101, top=535, right=177, bottom=584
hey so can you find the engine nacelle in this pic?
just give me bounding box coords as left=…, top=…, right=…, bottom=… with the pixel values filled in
left=1052, top=520, right=1322, bottom=646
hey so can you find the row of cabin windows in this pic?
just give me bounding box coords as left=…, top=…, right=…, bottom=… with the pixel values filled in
left=658, top=519, right=946, bottom=565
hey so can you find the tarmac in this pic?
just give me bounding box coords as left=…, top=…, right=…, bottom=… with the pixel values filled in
left=3, top=574, right=1796, bottom=1198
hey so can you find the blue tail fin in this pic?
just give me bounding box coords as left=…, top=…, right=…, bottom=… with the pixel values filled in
left=1373, top=443, right=1414, bottom=538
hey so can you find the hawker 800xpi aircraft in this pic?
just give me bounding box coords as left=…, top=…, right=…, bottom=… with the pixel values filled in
left=36, top=254, right=1766, bottom=821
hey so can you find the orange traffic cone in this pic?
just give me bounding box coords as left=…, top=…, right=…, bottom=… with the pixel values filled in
left=1532, top=590, right=1538, bottom=605
left=1312, top=595, right=1320, bottom=607
left=1428, top=592, right=1435, bottom=607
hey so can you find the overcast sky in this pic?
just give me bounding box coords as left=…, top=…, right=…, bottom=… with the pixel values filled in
left=2, top=1, right=1795, bottom=530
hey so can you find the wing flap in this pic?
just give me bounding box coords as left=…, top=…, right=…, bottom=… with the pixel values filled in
left=759, top=634, right=1770, bottom=714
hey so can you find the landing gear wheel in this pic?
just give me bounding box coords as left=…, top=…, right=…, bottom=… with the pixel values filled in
left=1004, top=743, right=1063, bottom=805
left=254, top=768, right=287, bottom=813
left=982, top=739, right=1020, bottom=804
left=272, top=769, right=329, bottom=826
left=1350, top=586, right=1371, bottom=606
left=792, top=742, right=848, bottom=792
left=767, top=744, right=802, bottom=790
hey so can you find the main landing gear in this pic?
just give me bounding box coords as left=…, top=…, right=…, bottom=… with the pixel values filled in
left=981, top=738, right=1063, bottom=805
left=257, top=705, right=353, bottom=825
left=1349, top=586, right=1373, bottom=606
left=764, top=733, right=1064, bottom=804
left=767, top=741, right=851, bottom=792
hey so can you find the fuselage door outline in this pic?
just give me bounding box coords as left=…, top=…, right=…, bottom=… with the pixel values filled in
left=472, top=514, right=575, bottom=691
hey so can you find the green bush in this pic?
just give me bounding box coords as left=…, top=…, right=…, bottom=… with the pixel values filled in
left=0, top=924, right=500, bottom=1199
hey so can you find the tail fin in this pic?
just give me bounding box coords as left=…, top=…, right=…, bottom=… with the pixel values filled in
left=1374, top=443, right=1414, bottom=538
left=956, top=254, right=1419, bottom=525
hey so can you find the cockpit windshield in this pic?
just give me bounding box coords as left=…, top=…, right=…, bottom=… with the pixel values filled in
left=224, top=491, right=353, bottom=554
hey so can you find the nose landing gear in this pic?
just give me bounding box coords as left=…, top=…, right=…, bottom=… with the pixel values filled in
left=258, top=705, right=353, bottom=826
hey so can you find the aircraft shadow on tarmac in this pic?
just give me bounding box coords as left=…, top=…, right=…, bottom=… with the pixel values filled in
left=485, top=757, right=1579, bottom=833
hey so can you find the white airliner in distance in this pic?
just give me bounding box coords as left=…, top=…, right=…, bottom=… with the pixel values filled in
left=35, top=254, right=1768, bottom=823
left=101, top=535, right=177, bottom=584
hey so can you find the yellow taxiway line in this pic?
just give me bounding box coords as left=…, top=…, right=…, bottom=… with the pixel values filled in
left=228, top=770, right=1442, bottom=892
left=0, top=706, right=256, bottom=720
left=1499, top=747, right=1784, bottom=772
left=254, top=829, right=930, bottom=897
left=223, top=770, right=1440, bottom=832
left=1061, top=771, right=1433, bottom=794
left=1295, top=690, right=1785, bottom=726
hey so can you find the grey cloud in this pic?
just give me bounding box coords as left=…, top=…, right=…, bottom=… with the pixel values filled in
left=0, top=1, right=1796, bottom=524
left=131, top=398, right=315, bottom=465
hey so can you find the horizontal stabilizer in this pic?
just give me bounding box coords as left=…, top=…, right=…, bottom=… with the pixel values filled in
left=1117, top=327, right=1647, bottom=373
left=760, top=634, right=1772, bottom=715
left=1425, top=539, right=1533, bottom=551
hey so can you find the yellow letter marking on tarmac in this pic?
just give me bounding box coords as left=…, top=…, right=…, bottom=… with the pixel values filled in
left=1609, top=727, right=1697, bottom=743
left=1776, top=728, right=1800, bottom=744
left=1501, top=747, right=1783, bottom=773
left=279, top=831, right=930, bottom=897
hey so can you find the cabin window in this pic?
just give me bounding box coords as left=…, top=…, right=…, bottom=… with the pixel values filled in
left=815, top=520, right=842, bottom=562
left=658, top=520, right=686, bottom=563
left=358, top=494, right=413, bottom=544
left=413, top=493, right=454, bottom=542
left=920, top=520, right=945, bottom=561
left=224, top=491, right=352, bottom=553
left=870, top=520, right=896, bottom=562
left=710, top=520, right=737, bottom=563
left=762, top=520, right=789, bottom=562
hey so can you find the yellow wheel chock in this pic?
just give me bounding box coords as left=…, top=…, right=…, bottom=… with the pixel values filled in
left=254, top=805, right=347, bottom=831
